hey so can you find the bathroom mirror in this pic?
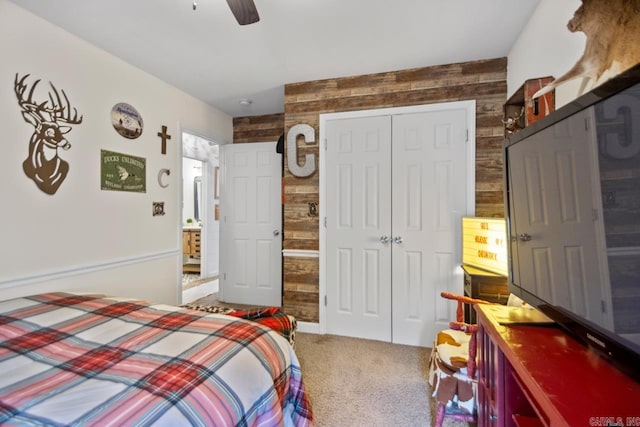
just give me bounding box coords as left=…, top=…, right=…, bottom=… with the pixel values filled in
left=194, top=176, right=202, bottom=222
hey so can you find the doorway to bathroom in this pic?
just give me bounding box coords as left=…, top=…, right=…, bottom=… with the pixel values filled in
left=181, top=131, right=220, bottom=303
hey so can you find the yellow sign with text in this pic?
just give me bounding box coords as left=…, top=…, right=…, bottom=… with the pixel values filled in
left=462, top=217, right=508, bottom=276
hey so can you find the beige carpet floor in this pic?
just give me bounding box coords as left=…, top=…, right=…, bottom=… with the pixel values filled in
left=294, top=333, right=472, bottom=427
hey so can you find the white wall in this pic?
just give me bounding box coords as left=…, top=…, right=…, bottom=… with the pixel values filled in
left=507, top=0, right=585, bottom=108
left=0, top=0, right=232, bottom=304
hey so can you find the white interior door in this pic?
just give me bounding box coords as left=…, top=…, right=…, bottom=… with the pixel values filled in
left=324, top=104, right=470, bottom=346
left=219, top=142, right=282, bottom=307
left=508, top=108, right=607, bottom=326
left=325, top=116, right=393, bottom=341
left=391, top=109, right=468, bottom=347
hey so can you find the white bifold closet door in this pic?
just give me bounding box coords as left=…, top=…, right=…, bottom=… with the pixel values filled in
left=325, top=107, right=468, bottom=347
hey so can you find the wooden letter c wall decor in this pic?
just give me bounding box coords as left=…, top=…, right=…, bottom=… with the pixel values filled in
left=287, top=124, right=316, bottom=177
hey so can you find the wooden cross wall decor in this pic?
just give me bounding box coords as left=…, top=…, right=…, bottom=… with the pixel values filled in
left=157, top=125, right=171, bottom=154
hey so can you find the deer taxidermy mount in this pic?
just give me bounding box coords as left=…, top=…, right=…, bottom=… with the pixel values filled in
left=534, top=0, right=640, bottom=99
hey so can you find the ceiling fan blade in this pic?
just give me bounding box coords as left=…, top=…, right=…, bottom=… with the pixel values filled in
left=226, top=0, right=260, bottom=25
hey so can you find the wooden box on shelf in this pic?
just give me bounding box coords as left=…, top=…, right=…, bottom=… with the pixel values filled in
left=462, top=264, right=508, bottom=323
left=504, top=76, right=555, bottom=136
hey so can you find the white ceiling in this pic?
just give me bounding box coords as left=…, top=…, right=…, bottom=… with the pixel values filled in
left=9, top=0, right=540, bottom=118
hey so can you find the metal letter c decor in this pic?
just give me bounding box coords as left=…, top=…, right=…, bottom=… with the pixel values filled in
left=287, top=124, right=316, bottom=177
left=158, top=168, right=170, bottom=188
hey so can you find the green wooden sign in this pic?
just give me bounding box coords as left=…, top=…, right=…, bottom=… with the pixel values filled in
left=101, top=149, right=146, bottom=193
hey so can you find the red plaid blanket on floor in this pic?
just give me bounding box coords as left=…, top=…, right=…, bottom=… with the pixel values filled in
left=227, top=307, right=297, bottom=347
left=181, top=303, right=297, bottom=347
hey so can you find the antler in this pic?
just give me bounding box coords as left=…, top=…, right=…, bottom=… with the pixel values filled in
left=48, top=82, right=83, bottom=125
left=14, top=73, right=83, bottom=125
left=14, top=73, right=47, bottom=124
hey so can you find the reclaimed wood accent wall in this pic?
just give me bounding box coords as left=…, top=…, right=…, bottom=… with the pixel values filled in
left=232, top=113, right=284, bottom=143
left=282, top=57, right=508, bottom=322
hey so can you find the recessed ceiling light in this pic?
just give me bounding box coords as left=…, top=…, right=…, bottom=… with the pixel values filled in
left=239, top=98, right=252, bottom=106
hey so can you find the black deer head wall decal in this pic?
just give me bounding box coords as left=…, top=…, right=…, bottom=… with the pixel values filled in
left=14, top=73, right=83, bottom=195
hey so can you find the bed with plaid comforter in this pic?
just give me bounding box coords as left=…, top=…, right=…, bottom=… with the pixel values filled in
left=0, top=292, right=314, bottom=426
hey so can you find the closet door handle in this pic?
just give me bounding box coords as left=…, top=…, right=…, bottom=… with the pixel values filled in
left=518, top=233, right=532, bottom=242
left=393, top=236, right=403, bottom=244
left=380, top=235, right=390, bottom=244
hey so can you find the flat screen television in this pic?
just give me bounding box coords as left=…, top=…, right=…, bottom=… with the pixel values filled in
left=503, top=63, right=640, bottom=382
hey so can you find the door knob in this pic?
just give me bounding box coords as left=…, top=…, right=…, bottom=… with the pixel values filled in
left=380, top=236, right=390, bottom=244
left=273, top=230, right=280, bottom=236
left=393, top=236, right=403, bottom=244
left=518, top=233, right=532, bottom=241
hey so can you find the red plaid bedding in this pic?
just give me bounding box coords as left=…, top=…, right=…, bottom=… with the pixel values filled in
left=227, top=307, right=296, bottom=347
left=0, top=292, right=314, bottom=426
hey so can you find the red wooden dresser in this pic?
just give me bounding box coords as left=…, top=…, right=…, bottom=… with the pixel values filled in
left=475, top=304, right=640, bottom=427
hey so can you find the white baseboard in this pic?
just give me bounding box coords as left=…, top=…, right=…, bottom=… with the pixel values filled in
left=297, top=321, right=322, bottom=334
left=181, top=280, right=219, bottom=304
